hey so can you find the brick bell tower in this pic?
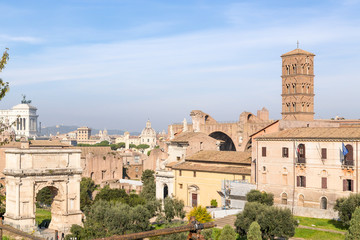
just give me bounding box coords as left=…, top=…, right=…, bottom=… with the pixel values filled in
left=281, top=46, right=315, bottom=121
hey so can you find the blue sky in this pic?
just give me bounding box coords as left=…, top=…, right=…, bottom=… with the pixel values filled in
left=1, top=0, right=360, bottom=132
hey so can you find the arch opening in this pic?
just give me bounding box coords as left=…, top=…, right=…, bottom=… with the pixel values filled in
left=320, top=197, right=327, bottom=210
left=209, top=131, right=236, bottom=151
left=163, top=184, right=168, bottom=199
left=35, top=186, right=58, bottom=229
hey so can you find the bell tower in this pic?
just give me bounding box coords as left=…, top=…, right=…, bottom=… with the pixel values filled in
left=281, top=47, right=315, bottom=121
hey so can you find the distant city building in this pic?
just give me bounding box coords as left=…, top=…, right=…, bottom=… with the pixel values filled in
left=0, top=96, right=39, bottom=139
left=140, top=120, right=157, bottom=148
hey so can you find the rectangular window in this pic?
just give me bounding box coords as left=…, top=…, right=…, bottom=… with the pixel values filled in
left=343, top=179, right=354, bottom=192
left=297, top=176, right=306, bottom=187
left=179, top=170, right=182, bottom=176
left=193, top=171, right=196, bottom=177
left=179, top=184, right=183, bottom=189
left=282, top=147, right=289, bottom=158
left=176, top=156, right=181, bottom=161
left=262, top=147, right=267, bottom=157
left=321, top=148, right=327, bottom=159
left=321, top=177, right=327, bottom=189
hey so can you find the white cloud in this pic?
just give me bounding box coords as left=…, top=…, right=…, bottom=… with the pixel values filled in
left=0, top=34, right=44, bottom=44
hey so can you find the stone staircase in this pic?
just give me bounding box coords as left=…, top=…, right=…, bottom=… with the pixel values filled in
left=213, top=214, right=237, bottom=229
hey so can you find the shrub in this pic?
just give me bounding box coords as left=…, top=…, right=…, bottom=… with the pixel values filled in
left=247, top=221, right=261, bottom=240
left=187, top=206, right=213, bottom=223
left=334, top=193, right=360, bottom=226
left=235, top=202, right=297, bottom=239
left=211, top=199, right=218, bottom=207
left=219, top=224, right=237, bottom=240
left=246, top=189, right=274, bottom=206
left=346, top=207, right=360, bottom=240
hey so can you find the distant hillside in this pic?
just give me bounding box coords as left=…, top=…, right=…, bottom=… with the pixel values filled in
left=40, top=125, right=140, bottom=136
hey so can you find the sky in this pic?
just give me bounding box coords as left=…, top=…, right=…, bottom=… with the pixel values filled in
left=0, top=0, right=360, bottom=132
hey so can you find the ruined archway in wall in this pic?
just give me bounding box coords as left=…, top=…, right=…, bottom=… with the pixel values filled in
left=3, top=148, right=83, bottom=234
left=209, top=131, right=236, bottom=151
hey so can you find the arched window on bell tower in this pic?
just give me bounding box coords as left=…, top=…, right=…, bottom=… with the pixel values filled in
left=293, top=64, right=297, bottom=74
left=293, top=103, right=296, bottom=112
left=286, top=103, right=291, bottom=112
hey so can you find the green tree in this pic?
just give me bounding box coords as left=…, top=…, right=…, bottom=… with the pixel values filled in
left=246, top=189, right=274, bottom=206
left=163, top=197, right=186, bottom=222
left=235, top=202, right=297, bottom=239
left=187, top=206, right=212, bottom=223
left=129, top=143, right=137, bottom=148
left=137, top=144, right=150, bottom=150
left=219, top=224, right=237, bottom=240
left=158, top=222, right=188, bottom=240
left=235, top=202, right=267, bottom=237
left=140, top=169, right=156, bottom=201
left=346, top=207, right=360, bottom=240
left=80, top=177, right=97, bottom=211
left=0, top=48, right=9, bottom=100
left=94, top=185, right=128, bottom=202
left=71, top=200, right=154, bottom=238
left=334, top=193, right=360, bottom=226
left=36, top=187, right=54, bottom=206
left=247, top=221, right=261, bottom=240
left=110, top=142, right=125, bottom=150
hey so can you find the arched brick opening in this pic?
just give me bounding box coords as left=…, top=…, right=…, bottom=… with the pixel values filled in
left=209, top=131, right=236, bottom=151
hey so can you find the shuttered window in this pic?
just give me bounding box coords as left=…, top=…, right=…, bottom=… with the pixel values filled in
left=282, top=147, right=289, bottom=158
left=321, top=177, right=327, bottom=189
left=321, top=148, right=327, bottom=159
left=343, top=179, right=354, bottom=192
left=297, top=176, right=306, bottom=187
left=262, top=147, right=266, bottom=157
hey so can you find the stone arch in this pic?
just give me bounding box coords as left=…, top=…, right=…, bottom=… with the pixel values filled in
left=3, top=148, right=83, bottom=234
left=244, top=139, right=252, bottom=152
left=209, top=131, right=236, bottom=151
left=298, top=194, right=305, bottom=207
left=281, top=192, right=288, bottom=205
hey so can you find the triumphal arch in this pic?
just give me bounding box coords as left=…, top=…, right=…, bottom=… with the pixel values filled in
left=3, top=143, right=83, bottom=233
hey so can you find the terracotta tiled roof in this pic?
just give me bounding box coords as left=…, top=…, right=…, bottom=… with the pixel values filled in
left=172, top=161, right=251, bottom=175
left=186, top=150, right=251, bottom=165
left=171, top=132, right=217, bottom=143
left=281, top=48, right=315, bottom=57
left=165, top=161, right=179, bottom=168
left=256, top=127, right=360, bottom=140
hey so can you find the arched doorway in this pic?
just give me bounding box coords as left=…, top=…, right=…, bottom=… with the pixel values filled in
left=320, top=197, right=327, bottom=210
left=209, top=131, right=236, bottom=151
left=163, top=184, right=169, bottom=199
left=188, top=185, right=199, bottom=207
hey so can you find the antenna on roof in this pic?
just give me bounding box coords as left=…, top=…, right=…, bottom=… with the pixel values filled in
left=297, top=40, right=299, bottom=49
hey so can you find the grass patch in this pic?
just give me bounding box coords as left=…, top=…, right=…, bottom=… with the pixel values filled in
left=35, top=207, right=51, bottom=226
left=294, top=228, right=345, bottom=240
left=295, top=216, right=347, bottom=232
